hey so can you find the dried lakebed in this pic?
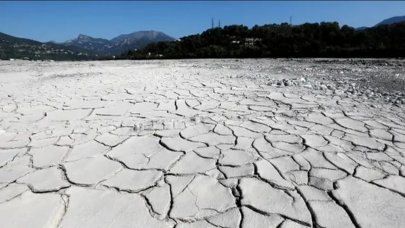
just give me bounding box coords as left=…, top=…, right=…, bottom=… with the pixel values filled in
left=0, top=59, right=404, bottom=228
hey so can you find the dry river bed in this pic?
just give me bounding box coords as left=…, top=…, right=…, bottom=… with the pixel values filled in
left=0, top=59, right=404, bottom=228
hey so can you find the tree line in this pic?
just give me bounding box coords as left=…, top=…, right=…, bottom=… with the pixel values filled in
left=120, top=21, right=405, bottom=59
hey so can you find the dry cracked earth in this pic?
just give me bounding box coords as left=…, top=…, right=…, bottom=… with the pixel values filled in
left=0, top=59, right=404, bottom=228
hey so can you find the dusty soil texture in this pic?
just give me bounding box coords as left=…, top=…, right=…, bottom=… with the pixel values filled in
left=0, top=59, right=404, bottom=228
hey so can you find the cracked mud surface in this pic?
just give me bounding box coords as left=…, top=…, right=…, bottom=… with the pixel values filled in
left=0, top=59, right=405, bottom=228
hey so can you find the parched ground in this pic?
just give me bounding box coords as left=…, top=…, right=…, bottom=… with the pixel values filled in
left=0, top=59, right=404, bottom=228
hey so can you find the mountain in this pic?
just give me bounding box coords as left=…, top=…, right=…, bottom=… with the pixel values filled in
left=110, top=31, right=174, bottom=51
left=356, top=26, right=368, bottom=31
left=64, top=34, right=111, bottom=55
left=375, top=16, right=405, bottom=26
left=0, top=32, right=95, bottom=60
left=63, top=30, right=175, bottom=56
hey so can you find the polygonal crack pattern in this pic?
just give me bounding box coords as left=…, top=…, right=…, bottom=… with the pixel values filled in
left=0, top=59, right=404, bottom=228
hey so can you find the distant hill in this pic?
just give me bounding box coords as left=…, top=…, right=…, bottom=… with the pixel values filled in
left=375, top=16, right=405, bottom=26
left=122, top=21, right=405, bottom=59
left=64, top=34, right=111, bottom=55
left=63, top=31, right=175, bottom=56
left=355, top=26, right=368, bottom=31
left=0, top=32, right=95, bottom=60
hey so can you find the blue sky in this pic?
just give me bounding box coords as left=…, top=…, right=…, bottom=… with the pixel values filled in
left=1, top=1, right=404, bottom=42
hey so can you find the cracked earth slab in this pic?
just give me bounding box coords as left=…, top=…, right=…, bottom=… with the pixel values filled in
left=0, top=59, right=405, bottom=227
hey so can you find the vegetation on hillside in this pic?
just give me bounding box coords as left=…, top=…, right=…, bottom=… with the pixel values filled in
left=0, top=32, right=95, bottom=61
left=121, top=22, right=405, bottom=59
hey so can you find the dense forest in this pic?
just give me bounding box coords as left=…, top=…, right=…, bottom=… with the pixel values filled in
left=121, top=22, right=405, bottom=59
